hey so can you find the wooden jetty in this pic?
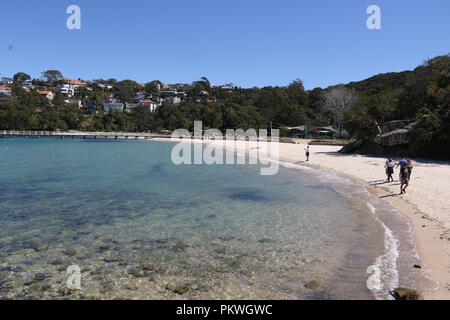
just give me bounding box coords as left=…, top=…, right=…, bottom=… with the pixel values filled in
left=0, top=130, right=157, bottom=140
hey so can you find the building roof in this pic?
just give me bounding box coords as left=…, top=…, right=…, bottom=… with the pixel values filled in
left=38, top=90, right=52, bottom=94
left=139, top=99, right=157, bottom=103
left=0, top=85, right=11, bottom=90
left=64, top=79, right=87, bottom=85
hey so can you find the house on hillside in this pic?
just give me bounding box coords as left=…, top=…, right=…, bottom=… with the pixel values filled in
left=1, top=77, right=13, bottom=85
left=103, top=99, right=124, bottom=114
left=160, top=90, right=184, bottom=104
left=57, top=84, right=75, bottom=97
left=199, top=90, right=209, bottom=98
left=22, top=82, right=34, bottom=92
left=166, top=96, right=181, bottom=104
left=135, top=92, right=146, bottom=101
left=38, top=90, right=55, bottom=100
left=68, top=79, right=88, bottom=89
left=125, top=103, right=140, bottom=112
left=65, top=98, right=82, bottom=108
left=83, top=101, right=98, bottom=114
left=138, top=100, right=159, bottom=112
left=61, top=79, right=88, bottom=91
left=0, top=85, right=12, bottom=97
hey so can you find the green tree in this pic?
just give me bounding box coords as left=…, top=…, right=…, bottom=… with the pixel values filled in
left=41, top=70, right=63, bottom=84
left=13, top=72, right=31, bottom=84
left=113, top=80, right=139, bottom=103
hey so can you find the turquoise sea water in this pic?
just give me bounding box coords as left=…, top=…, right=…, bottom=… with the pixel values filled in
left=0, top=138, right=434, bottom=299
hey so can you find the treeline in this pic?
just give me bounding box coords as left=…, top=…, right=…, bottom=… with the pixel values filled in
left=344, top=55, right=449, bottom=156
left=0, top=54, right=449, bottom=156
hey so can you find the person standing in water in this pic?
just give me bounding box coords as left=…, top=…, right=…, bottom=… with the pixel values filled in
left=305, top=146, right=310, bottom=162
left=385, top=157, right=395, bottom=182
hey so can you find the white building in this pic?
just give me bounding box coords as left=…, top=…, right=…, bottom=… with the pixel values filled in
left=1, top=77, right=13, bottom=85
left=138, top=100, right=159, bottom=112
left=57, top=84, right=75, bottom=97
left=38, top=90, right=55, bottom=100
left=165, top=96, right=181, bottom=104
left=0, top=85, right=12, bottom=96
left=103, top=102, right=124, bottom=114
left=65, top=98, right=82, bottom=108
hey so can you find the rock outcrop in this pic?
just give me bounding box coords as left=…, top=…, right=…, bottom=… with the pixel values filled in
left=391, top=287, right=424, bottom=300
left=339, top=140, right=384, bottom=155
left=374, top=128, right=410, bottom=147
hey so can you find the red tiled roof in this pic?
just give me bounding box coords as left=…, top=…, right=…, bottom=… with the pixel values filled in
left=139, top=100, right=156, bottom=103
left=38, top=90, right=51, bottom=94
left=69, top=80, right=87, bottom=85
left=0, top=85, right=11, bottom=90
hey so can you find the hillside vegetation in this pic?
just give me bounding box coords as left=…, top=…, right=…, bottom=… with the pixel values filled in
left=1, top=54, right=448, bottom=157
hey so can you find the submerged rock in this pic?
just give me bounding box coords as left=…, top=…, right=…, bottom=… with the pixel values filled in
left=142, top=264, right=156, bottom=271
left=391, top=287, right=424, bottom=300
left=49, top=259, right=64, bottom=265
left=0, top=282, right=14, bottom=292
left=57, top=287, right=77, bottom=296
left=24, top=273, right=49, bottom=286
left=128, top=266, right=155, bottom=278
left=172, top=241, right=188, bottom=253
left=32, top=243, right=49, bottom=252
left=304, top=280, right=320, bottom=290
left=126, top=285, right=139, bottom=291
left=128, top=268, right=146, bottom=278
left=65, top=249, right=77, bottom=256
left=166, top=284, right=189, bottom=295
left=218, top=236, right=235, bottom=242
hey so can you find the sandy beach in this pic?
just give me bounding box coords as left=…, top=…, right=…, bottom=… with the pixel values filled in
left=162, top=137, right=450, bottom=299
left=282, top=141, right=450, bottom=300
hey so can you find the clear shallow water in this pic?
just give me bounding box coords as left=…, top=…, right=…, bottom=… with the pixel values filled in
left=0, top=138, right=431, bottom=300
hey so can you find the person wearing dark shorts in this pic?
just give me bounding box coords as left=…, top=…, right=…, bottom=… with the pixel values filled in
left=406, top=160, right=413, bottom=180
left=400, top=168, right=409, bottom=194
left=396, top=157, right=407, bottom=181
left=385, top=157, right=394, bottom=182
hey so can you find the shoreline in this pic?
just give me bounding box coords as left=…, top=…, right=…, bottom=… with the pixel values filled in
left=156, top=137, right=450, bottom=299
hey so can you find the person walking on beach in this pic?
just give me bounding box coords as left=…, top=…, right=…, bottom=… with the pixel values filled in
left=406, top=160, right=413, bottom=181
left=305, top=146, right=310, bottom=162
left=385, top=157, right=395, bottom=182
left=400, top=167, right=409, bottom=194
left=396, top=157, right=408, bottom=181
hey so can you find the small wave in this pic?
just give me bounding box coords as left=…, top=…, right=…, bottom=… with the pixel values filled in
left=258, top=155, right=434, bottom=299
left=366, top=202, right=400, bottom=300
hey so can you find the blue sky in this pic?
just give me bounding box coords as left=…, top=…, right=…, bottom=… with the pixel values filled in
left=1, top=0, right=449, bottom=89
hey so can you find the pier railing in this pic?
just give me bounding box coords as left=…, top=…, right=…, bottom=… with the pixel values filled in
left=0, top=130, right=158, bottom=139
